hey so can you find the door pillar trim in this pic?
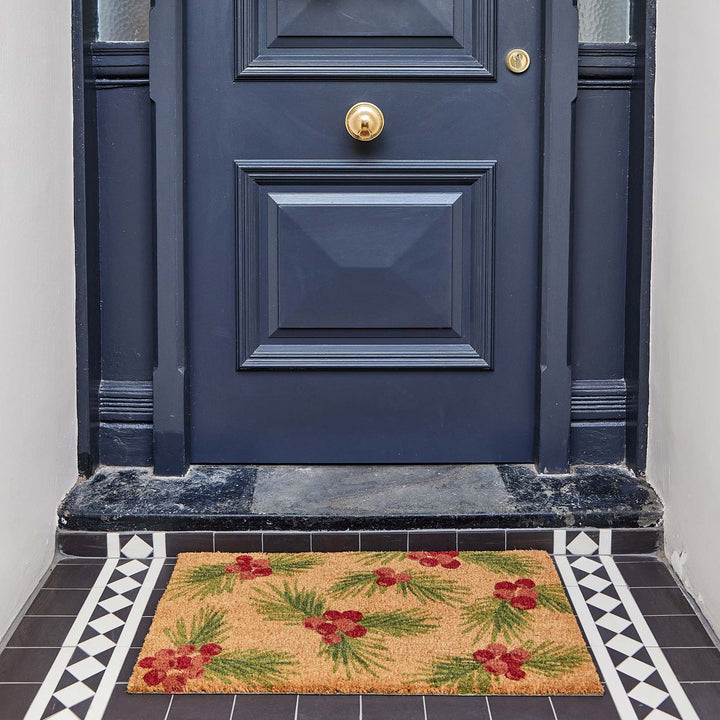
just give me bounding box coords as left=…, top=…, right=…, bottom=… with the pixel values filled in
left=150, top=0, right=189, bottom=476
left=535, top=0, right=578, bottom=472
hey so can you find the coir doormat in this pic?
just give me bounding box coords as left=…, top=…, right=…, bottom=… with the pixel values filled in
left=128, top=550, right=602, bottom=696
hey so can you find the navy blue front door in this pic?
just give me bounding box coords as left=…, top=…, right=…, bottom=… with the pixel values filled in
left=184, top=0, right=545, bottom=463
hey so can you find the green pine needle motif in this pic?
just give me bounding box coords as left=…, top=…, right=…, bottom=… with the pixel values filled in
left=420, top=655, right=492, bottom=694
left=328, top=570, right=468, bottom=606
left=321, top=635, right=390, bottom=679
left=163, top=606, right=229, bottom=647
left=167, top=563, right=236, bottom=601
left=522, top=641, right=589, bottom=677
left=535, top=584, right=572, bottom=613
left=361, top=609, right=438, bottom=637
left=167, top=554, right=320, bottom=601
left=204, top=648, right=298, bottom=688
left=460, top=597, right=532, bottom=643
left=251, top=581, right=326, bottom=624
left=460, top=552, right=542, bottom=576
left=269, top=553, right=323, bottom=576
left=358, top=551, right=407, bottom=566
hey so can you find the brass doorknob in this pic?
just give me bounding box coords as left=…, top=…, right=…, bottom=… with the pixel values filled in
left=345, top=102, right=384, bottom=141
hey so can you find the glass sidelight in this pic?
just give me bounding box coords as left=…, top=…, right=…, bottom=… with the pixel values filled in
left=578, top=0, right=630, bottom=43
left=96, top=0, right=629, bottom=45
left=97, top=0, right=150, bottom=41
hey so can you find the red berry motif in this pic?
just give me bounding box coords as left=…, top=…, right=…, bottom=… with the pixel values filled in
left=473, top=643, right=532, bottom=681
left=373, top=567, right=413, bottom=587
left=407, top=551, right=460, bottom=569
left=224, top=555, right=274, bottom=579
left=139, top=643, right=223, bottom=691
left=303, top=609, right=366, bottom=645
left=493, top=579, right=540, bottom=610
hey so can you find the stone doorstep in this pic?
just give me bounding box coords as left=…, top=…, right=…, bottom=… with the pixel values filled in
left=57, top=463, right=663, bottom=534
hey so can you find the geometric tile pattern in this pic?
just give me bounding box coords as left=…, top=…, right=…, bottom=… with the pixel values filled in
left=554, top=534, right=701, bottom=720
left=12, top=528, right=711, bottom=720
left=23, top=535, right=165, bottom=720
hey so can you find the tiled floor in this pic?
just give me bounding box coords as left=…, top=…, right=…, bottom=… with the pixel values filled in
left=1, top=530, right=718, bottom=719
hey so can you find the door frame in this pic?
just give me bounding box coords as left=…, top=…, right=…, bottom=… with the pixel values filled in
left=148, top=0, right=579, bottom=476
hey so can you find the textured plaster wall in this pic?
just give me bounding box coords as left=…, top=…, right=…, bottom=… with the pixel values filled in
left=0, top=1, right=77, bottom=637
left=648, top=0, right=720, bottom=633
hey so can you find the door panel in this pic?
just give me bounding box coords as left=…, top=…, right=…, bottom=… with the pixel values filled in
left=238, top=0, right=495, bottom=77
left=186, top=0, right=543, bottom=463
left=236, top=163, right=494, bottom=368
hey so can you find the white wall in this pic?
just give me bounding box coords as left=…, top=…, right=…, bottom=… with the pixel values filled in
left=648, top=0, right=720, bottom=633
left=0, top=1, right=78, bottom=637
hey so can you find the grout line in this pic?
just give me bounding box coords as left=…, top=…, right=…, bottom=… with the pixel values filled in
left=229, top=694, right=237, bottom=720
left=548, top=697, right=559, bottom=720
left=261, top=532, right=264, bottom=553
left=422, top=695, right=428, bottom=720
left=359, top=694, right=363, bottom=720
left=485, top=695, right=492, bottom=719
left=294, top=694, right=299, bottom=720
left=309, top=534, right=313, bottom=552
left=503, top=529, right=507, bottom=551
left=163, top=695, right=173, bottom=720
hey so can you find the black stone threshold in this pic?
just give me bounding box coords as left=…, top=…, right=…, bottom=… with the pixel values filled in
left=58, top=464, right=663, bottom=532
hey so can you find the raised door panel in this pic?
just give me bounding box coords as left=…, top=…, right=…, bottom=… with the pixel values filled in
left=236, top=162, right=495, bottom=368
left=237, top=0, right=496, bottom=77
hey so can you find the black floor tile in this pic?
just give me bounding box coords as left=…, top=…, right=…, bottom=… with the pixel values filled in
left=611, top=529, right=661, bottom=554
left=311, top=533, right=360, bottom=552
left=612, top=554, right=662, bottom=562
left=457, top=530, right=505, bottom=551
left=56, top=557, right=108, bottom=565
left=408, top=531, right=456, bottom=551
left=165, top=532, right=214, bottom=556
left=0, top=683, right=41, bottom=720
left=424, top=695, right=490, bottom=720
left=155, top=561, right=177, bottom=588
left=119, top=648, right=141, bottom=682
left=131, top=616, right=154, bottom=647
left=0, top=648, right=59, bottom=682
left=104, top=685, right=171, bottom=720
left=646, top=615, right=716, bottom=647
left=215, top=533, right=263, bottom=553
left=43, top=562, right=103, bottom=589
left=682, top=682, right=720, bottom=720
left=143, top=588, right=166, bottom=616
left=505, top=530, right=554, bottom=552
left=27, top=588, right=90, bottom=616
left=552, top=692, right=621, bottom=720
left=361, top=695, right=424, bottom=720
left=615, top=560, right=677, bottom=587
left=360, top=532, right=407, bottom=551
left=297, top=694, right=360, bottom=719
left=263, top=533, right=312, bottom=553
left=57, top=531, right=108, bottom=557
left=631, top=587, right=695, bottom=615
left=231, top=694, right=297, bottom=720
left=487, top=696, right=555, bottom=719
left=169, top=693, right=235, bottom=719
left=664, top=648, right=720, bottom=682
left=6, top=615, right=75, bottom=647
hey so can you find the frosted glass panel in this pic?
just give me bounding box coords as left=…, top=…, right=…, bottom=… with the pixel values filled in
left=578, top=0, right=630, bottom=43
left=98, top=0, right=150, bottom=42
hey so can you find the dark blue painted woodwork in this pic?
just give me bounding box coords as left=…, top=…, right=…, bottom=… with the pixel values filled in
left=77, top=4, right=656, bottom=472
left=181, top=0, right=546, bottom=463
